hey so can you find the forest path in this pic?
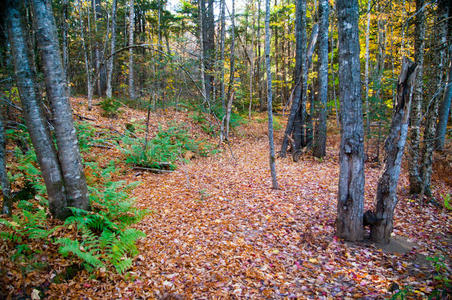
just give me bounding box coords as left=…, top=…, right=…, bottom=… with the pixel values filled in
left=65, top=98, right=451, bottom=299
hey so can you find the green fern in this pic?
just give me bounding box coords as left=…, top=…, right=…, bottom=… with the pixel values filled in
left=57, top=234, right=104, bottom=269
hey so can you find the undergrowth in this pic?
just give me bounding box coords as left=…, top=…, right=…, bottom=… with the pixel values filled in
left=99, top=97, right=122, bottom=117
left=0, top=121, right=147, bottom=276
left=120, top=122, right=218, bottom=170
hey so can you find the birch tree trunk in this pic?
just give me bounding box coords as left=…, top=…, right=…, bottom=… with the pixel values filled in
left=419, top=0, right=449, bottom=197
left=31, top=0, right=89, bottom=211
left=370, top=58, right=418, bottom=243
left=409, top=0, right=425, bottom=195
left=336, top=0, right=364, bottom=242
left=226, top=0, right=236, bottom=103
left=128, top=0, right=136, bottom=100
left=265, top=0, right=278, bottom=189
left=225, top=0, right=236, bottom=140
left=62, top=0, right=70, bottom=97
left=106, top=0, right=117, bottom=99
left=7, top=0, right=68, bottom=219
left=312, top=0, right=328, bottom=158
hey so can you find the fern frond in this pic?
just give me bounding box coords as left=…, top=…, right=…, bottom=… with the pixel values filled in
left=113, top=258, right=133, bottom=274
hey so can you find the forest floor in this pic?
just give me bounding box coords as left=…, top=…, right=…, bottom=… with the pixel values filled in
left=1, top=97, right=451, bottom=299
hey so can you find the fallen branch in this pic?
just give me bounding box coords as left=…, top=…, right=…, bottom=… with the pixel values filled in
left=132, top=166, right=174, bottom=174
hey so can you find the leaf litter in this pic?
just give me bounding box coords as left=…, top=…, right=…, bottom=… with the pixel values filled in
left=0, top=97, right=450, bottom=299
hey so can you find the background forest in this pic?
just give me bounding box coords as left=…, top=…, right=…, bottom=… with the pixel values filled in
left=0, top=0, right=451, bottom=298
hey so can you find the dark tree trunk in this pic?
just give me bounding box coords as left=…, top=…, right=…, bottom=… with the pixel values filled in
left=370, top=58, right=418, bottom=244
left=436, top=62, right=452, bottom=151
left=435, top=0, right=451, bottom=151
left=6, top=0, right=68, bottom=219
left=280, top=0, right=307, bottom=158
left=419, top=0, right=449, bottom=197
left=31, top=0, right=89, bottom=211
left=409, top=0, right=425, bottom=195
left=0, top=109, right=12, bottom=215
left=77, top=0, right=93, bottom=110
left=312, top=0, right=329, bottom=158
left=201, top=0, right=215, bottom=102
left=336, top=0, right=364, bottom=242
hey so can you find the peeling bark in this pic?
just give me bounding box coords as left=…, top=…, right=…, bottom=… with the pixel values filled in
left=409, top=0, right=425, bottom=195
left=371, top=58, right=418, bottom=244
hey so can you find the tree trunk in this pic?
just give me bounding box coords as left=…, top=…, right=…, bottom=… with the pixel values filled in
left=336, top=0, right=364, bottom=242
left=364, top=0, right=371, bottom=156
left=280, top=0, right=307, bottom=158
left=106, top=0, right=117, bottom=99
left=249, top=3, right=256, bottom=120
left=92, top=0, right=102, bottom=96
left=7, top=0, right=68, bottom=219
left=31, top=0, right=89, bottom=211
left=201, top=0, right=215, bottom=103
left=419, top=0, right=449, bottom=197
left=409, top=0, right=425, bottom=195
left=225, top=0, right=236, bottom=141
left=219, top=0, right=226, bottom=141
left=198, top=0, right=209, bottom=109
left=0, top=109, right=12, bottom=216
left=370, top=58, right=418, bottom=244
left=265, top=0, right=278, bottom=190
left=61, top=0, right=70, bottom=97
left=374, top=4, right=387, bottom=163
left=226, top=0, right=236, bottom=108
left=436, top=61, right=452, bottom=151
left=312, top=0, right=328, bottom=158
left=257, top=0, right=263, bottom=111
left=77, top=0, right=93, bottom=110
left=128, top=0, right=136, bottom=100
left=329, top=12, right=339, bottom=128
